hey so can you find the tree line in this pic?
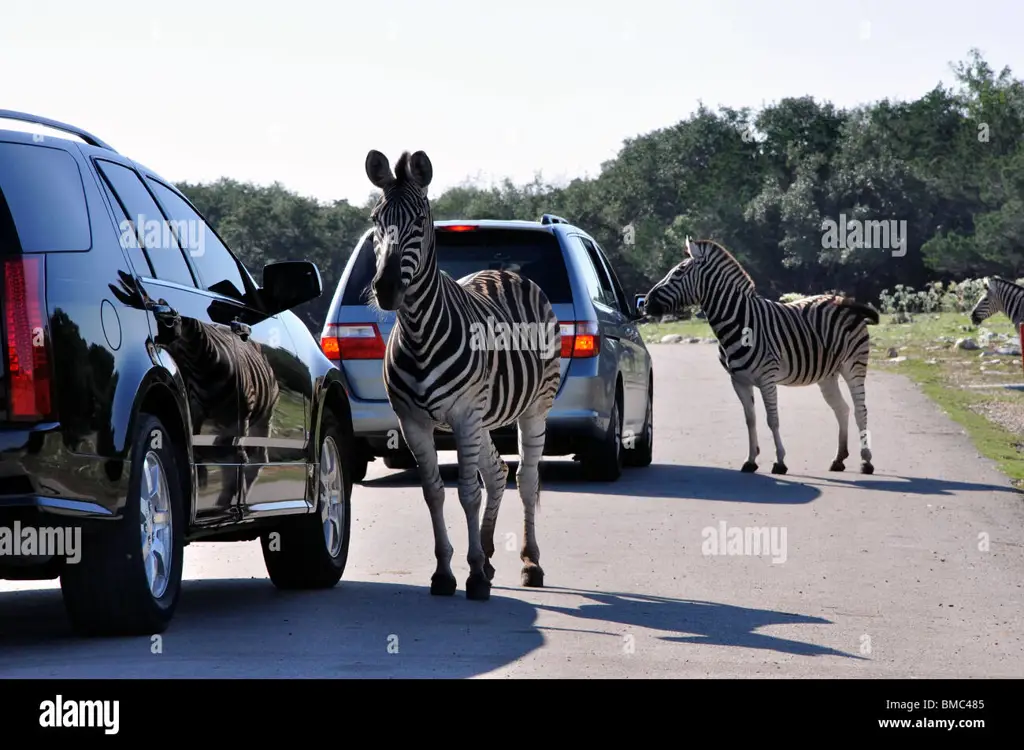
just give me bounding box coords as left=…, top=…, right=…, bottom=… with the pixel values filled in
left=178, top=49, right=1024, bottom=332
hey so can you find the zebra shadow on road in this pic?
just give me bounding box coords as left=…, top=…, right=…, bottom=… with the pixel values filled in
left=0, top=579, right=543, bottom=678
left=797, top=473, right=1021, bottom=497
left=365, top=460, right=821, bottom=504
left=499, top=586, right=864, bottom=661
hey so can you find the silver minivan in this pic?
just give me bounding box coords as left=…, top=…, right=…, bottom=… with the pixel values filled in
left=320, top=215, right=654, bottom=482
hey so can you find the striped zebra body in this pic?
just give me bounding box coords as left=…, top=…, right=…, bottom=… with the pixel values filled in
left=643, top=238, right=877, bottom=474
left=969, top=276, right=1024, bottom=330
left=365, top=149, right=560, bottom=600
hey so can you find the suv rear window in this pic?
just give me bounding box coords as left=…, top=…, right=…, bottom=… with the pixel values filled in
left=0, top=142, right=91, bottom=253
left=340, top=227, right=572, bottom=305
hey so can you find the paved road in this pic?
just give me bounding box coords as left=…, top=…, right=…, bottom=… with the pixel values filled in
left=3, top=345, right=1023, bottom=678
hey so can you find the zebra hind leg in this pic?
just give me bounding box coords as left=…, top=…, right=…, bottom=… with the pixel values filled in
left=818, top=375, right=850, bottom=471
left=402, top=417, right=457, bottom=595
left=841, top=363, right=874, bottom=474
left=478, top=431, right=508, bottom=583
left=453, top=412, right=490, bottom=600
left=516, top=404, right=548, bottom=587
left=758, top=381, right=787, bottom=475
left=731, top=379, right=760, bottom=472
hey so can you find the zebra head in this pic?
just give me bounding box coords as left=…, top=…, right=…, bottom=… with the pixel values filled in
left=364, top=149, right=435, bottom=311
left=969, top=277, right=1003, bottom=326
left=641, top=237, right=708, bottom=317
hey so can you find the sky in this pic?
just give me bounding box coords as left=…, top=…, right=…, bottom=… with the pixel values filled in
left=2, top=0, right=1022, bottom=206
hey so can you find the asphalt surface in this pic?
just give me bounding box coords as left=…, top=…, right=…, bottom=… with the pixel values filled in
left=2, top=345, right=1023, bottom=678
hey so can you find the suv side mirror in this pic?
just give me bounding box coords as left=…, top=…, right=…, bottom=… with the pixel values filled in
left=261, top=261, right=322, bottom=315
left=632, top=294, right=647, bottom=320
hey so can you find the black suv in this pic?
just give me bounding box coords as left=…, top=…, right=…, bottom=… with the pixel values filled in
left=0, top=111, right=356, bottom=636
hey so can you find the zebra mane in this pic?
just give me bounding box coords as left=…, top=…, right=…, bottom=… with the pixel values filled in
left=393, top=151, right=413, bottom=185
left=694, top=239, right=755, bottom=291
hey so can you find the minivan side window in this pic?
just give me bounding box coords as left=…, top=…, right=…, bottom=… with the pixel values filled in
left=591, top=241, right=631, bottom=315
left=95, top=160, right=196, bottom=287
left=146, top=178, right=248, bottom=302
left=577, top=237, right=619, bottom=310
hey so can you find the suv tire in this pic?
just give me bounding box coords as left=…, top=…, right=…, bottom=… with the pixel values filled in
left=61, top=413, right=186, bottom=636
left=261, top=412, right=352, bottom=589
left=581, top=391, right=623, bottom=482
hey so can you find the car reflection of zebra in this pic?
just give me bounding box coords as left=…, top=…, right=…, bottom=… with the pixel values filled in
left=643, top=238, right=879, bottom=475
left=970, top=277, right=1024, bottom=331
left=110, top=272, right=279, bottom=505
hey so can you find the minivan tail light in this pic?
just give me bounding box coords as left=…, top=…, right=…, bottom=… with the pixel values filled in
left=3, top=256, right=55, bottom=421
left=322, top=323, right=387, bottom=360
left=560, top=321, right=600, bottom=358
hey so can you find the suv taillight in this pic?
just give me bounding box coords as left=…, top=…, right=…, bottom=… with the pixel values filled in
left=321, top=323, right=387, bottom=361
left=560, top=321, right=600, bottom=358
left=3, top=256, right=55, bottom=421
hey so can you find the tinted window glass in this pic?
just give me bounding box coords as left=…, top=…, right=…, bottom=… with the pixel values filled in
left=0, top=142, right=91, bottom=253
left=96, top=160, right=195, bottom=287
left=99, top=178, right=153, bottom=277
left=341, top=228, right=573, bottom=305
left=147, top=178, right=248, bottom=301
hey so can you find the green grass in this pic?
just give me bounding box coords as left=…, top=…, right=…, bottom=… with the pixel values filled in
left=640, top=312, right=1024, bottom=489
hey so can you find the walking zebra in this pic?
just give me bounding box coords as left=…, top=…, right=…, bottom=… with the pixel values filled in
left=109, top=271, right=280, bottom=504
left=642, top=238, right=879, bottom=474
left=970, top=276, right=1024, bottom=330
left=364, top=149, right=561, bottom=601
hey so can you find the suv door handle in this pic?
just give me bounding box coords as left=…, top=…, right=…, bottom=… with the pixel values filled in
left=231, top=320, right=251, bottom=341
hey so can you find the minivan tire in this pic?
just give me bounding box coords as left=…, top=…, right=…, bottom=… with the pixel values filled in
left=61, top=413, right=186, bottom=636
left=581, top=392, right=623, bottom=482
left=624, top=378, right=653, bottom=468
left=261, top=411, right=352, bottom=589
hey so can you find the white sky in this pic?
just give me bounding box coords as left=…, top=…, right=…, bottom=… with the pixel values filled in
left=2, top=0, right=1021, bottom=205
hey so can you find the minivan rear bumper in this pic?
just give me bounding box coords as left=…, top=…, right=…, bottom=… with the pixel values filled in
left=0, top=423, right=127, bottom=521
left=345, top=366, right=611, bottom=457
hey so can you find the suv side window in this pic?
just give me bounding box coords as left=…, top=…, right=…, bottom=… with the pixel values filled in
left=95, top=159, right=196, bottom=287
left=592, top=241, right=631, bottom=314
left=578, top=236, right=620, bottom=310
left=146, top=178, right=248, bottom=302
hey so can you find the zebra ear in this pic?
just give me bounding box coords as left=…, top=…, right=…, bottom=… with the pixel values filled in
left=405, top=151, right=433, bottom=189
left=365, top=150, right=396, bottom=189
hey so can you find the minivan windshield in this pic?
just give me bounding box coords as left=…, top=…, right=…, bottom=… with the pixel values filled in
left=340, top=227, right=572, bottom=305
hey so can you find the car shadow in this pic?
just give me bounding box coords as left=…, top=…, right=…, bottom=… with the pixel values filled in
left=363, top=461, right=821, bottom=504
left=508, top=586, right=863, bottom=660
left=0, top=579, right=542, bottom=678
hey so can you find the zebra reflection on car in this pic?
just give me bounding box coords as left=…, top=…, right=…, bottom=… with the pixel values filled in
left=108, top=270, right=280, bottom=505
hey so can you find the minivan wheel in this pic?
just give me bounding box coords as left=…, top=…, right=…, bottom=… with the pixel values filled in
left=581, top=392, right=623, bottom=481
left=61, top=413, right=185, bottom=636
left=624, top=379, right=653, bottom=468
left=262, top=413, right=352, bottom=589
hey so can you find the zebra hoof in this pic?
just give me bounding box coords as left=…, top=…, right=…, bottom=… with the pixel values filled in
left=466, top=574, right=491, bottom=601
left=740, top=461, right=758, bottom=473
left=861, top=461, right=874, bottom=475
left=484, top=560, right=495, bottom=581
left=771, top=462, right=788, bottom=475
left=829, top=460, right=845, bottom=472
left=429, top=573, right=457, bottom=596
left=521, top=563, right=544, bottom=588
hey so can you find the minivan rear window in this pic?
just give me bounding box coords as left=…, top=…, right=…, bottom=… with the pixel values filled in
left=0, top=142, right=91, bottom=253
left=340, top=227, right=572, bottom=305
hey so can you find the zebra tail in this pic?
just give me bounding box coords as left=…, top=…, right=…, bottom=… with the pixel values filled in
left=837, top=298, right=880, bottom=326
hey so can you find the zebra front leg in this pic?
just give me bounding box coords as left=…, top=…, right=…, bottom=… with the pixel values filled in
left=401, top=416, right=456, bottom=595
left=758, top=381, right=787, bottom=474
left=841, top=363, right=874, bottom=474
left=731, top=379, right=760, bottom=472
left=453, top=413, right=490, bottom=600
left=479, top=431, right=508, bottom=583
left=516, top=405, right=548, bottom=587
left=818, top=376, right=851, bottom=471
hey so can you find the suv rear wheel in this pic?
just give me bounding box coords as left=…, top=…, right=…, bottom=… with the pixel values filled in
left=61, top=413, right=186, bottom=636
left=581, top=391, right=623, bottom=481
left=261, top=412, right=352, bottom=589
